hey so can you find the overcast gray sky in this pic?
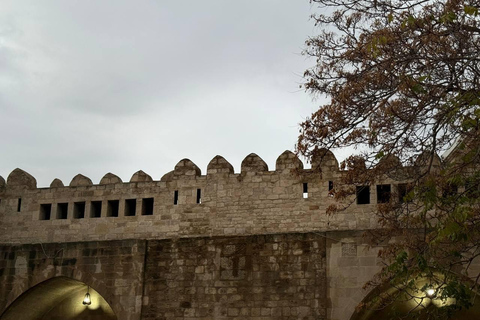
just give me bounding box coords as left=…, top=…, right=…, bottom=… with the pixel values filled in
left=0, top=0, right=338, bottom=187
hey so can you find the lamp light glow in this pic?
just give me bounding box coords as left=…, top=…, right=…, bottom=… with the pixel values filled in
left=83, top=286, right=92, bottom=306
left=426, top=287, right=436, bottom=298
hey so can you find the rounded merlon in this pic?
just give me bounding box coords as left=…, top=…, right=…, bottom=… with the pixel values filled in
left=174, top=159, right=201, bottom=177
left=275, top=150, right=304, bottom=171
left=6, top=168, right=37, bottom=189
left=241, top=153, right=268, bottom=173
left=415, top=151, right=442, bottom=167
left=50, top=178, right=64, bottom=188
left=311, top=148, right=339, bottom=170
left=130, top=170, right=153, bottom=182
left=99, top=173, right=123, bottom=185
left=69, top=174, right=93, bottom=187
left=207, top=155, right=234, bottom=175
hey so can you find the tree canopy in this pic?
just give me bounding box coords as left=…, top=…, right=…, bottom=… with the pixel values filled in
left=298, top=0, right=480, bottom=318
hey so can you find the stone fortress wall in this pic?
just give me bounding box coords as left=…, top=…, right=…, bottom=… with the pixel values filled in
left=0, top=150, right=456, bottom=320
left=0, top=150, right=399, bottom=245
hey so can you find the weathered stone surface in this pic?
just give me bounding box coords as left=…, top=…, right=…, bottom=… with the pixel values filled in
left=207, top=155, right=234, bottom=174
left=160, top=170, right=174, bottom=182
left=6, top=168, right=37, bottom=189
left=99, top=172, right=122, bottom=185
left=130, top=170, right=153, bottom=182
left=378, top=154, right=402, bottom=168
left=415, top=151, right=442, bottom=167
left=69, top=174, right=93, bottom=187
left=143, top=234, right=327, bottom=320
left=275, top=150, right=303, bottom=171
left=0, top=151, right=377, bottom=244
left=311, top=148, right=339, bottom=171
left=0, top=175, right=5, bottom=188
left=50, top=178, right=64, bottom=188
left=0, top=149, right=478, bottom=320
left=173, top=158, right=201, bottom=177
left=0, top=240, right=145, bottom=320
left=241, top=153, right=268, bottom=173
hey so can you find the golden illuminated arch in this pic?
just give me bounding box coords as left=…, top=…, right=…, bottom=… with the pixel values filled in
left=350, top=276, right=480, bottom=320
left=0, top=277, right=117, bottom=320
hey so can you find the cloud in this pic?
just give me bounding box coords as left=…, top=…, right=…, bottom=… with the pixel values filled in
left=0, top=0, right=325, bottom=186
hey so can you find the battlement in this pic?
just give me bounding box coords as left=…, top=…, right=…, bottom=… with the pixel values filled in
left=0, top=150, right=430, bottom=245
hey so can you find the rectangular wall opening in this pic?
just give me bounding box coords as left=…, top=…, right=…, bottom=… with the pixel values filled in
left=107, top=200, right=119, bottom=217
left=39, top=204, right=52, bottom=220
left=57, top=203, right=68, bottom=219
left=142, top=198, right=154, bottom=215
left=328, top=181, right=334, bottom=191
left=398, top=183, right=414, bottom=203
left=90, top=201, right=102, bottom=218
left=377, top=184, right=391, bottom=203
left=125, top=199, right=136, bottom=216
left=17, top=198, right=22, bottom=212
left=356, top=186, right=370, bottom=205
left=196, top=189, right=202, bottom=204
left=74, top=202, right=86, bottom=219
left=174, top=190, right=179, bottom=205
left=303, top=183, right=308, bottom=199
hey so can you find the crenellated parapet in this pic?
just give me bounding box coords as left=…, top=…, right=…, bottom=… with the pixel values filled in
left=0, top=150, right=443, bottom=245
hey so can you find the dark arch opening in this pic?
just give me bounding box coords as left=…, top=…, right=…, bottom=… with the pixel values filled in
left=0, top=277, right=117, bottom=320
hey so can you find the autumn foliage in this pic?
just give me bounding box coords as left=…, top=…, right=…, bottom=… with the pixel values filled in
left=298, top=0, right=480, bottom=318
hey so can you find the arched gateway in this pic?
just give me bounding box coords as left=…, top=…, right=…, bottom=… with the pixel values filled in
left=350, top=279, right=480, bottom=320
left=0, top=277, right=116, bottom=320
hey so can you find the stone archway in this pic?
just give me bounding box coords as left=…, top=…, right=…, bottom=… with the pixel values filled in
left=350, top=278, right=480, bottom=320
left=0, top=277, right=117, bottom=320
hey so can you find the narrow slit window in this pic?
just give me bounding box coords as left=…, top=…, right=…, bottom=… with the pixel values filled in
left=57, top=203, right=68, bottom=219
left=125, top=199, right=136, bottom=216
left=329, top=181, right=334, bottom=191
left=196, top=189, right=202, bottom=204
left=107, top=200, right=119, bottom=217
left=174, top=190, right=179, bottom=205
left=328, top=181, right=335, bottom=197
left=303, top=183, right=308, bottom=199
left=142, top=198, right=154, bottom=215
left=74, top=202, right=86, bottom=219
left=356, top=186, right=370, bottom=205
left=39, top=204, right=52, bottom=220
left=17, top=198, right=22, bottom=212
left=377, top=184, right=391, bottom=203
left=90, top=201, right=102, bottom=218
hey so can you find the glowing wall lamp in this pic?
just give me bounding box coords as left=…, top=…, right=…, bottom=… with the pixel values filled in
left=425, top=287, right=436, bottom=298
left=83, top=286, right=92, bottom=306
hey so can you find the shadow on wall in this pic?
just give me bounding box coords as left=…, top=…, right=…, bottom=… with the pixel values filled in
left=0, top=277, right=116, bottom=320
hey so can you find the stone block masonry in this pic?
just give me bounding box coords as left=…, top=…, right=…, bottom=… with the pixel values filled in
left=0, top=150, right=433, bottom=319
left=0, top=240, right=146, bottom=320
left=0, top=234, right=328, bottom=320
left=0, top=151, right=388, bottom=245
left=143, top=233, right=326, bottom=320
